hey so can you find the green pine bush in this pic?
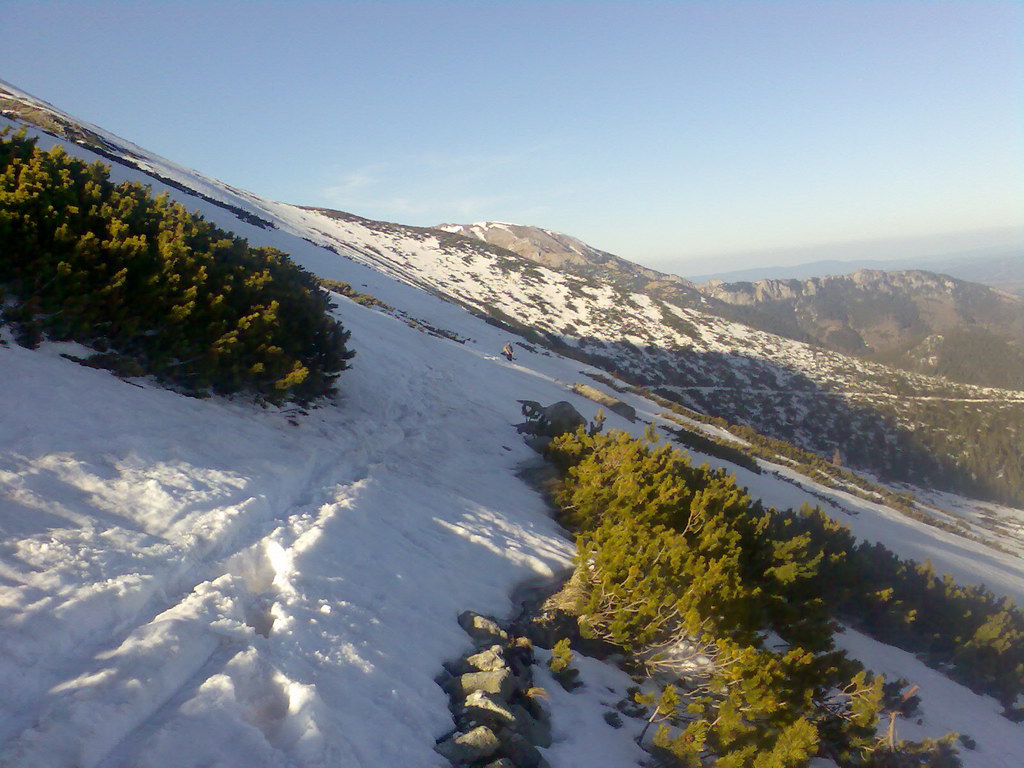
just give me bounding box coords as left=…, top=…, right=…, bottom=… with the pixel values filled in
left=0, top=129, right=353, bottom=403
left=543, top=426, right=986, bottom=765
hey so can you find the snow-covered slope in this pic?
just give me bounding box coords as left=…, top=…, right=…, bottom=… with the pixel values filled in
left=2, top=81, right=1023, bottom=766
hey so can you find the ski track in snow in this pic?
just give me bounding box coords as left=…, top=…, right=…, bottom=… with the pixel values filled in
left=1, top=99, right=1023, bottom=766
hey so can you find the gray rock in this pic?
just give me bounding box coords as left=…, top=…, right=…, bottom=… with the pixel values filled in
left=497, top=728, right=550, bottom=768
left=462, top=689, right=518, bottom=728
left=523, top=434, right=552, bottom=453
left=510, top=703, right=552, bottom=748
left=457, top=668, right=515, bottom=700
left=443, top=657, right=472, bottom=677
left=608, top=400, right=637, bottom=421
left=539, top=401, right=585, bottom=437
left=434, top=725, right=501, bottom=763
left=466, top=645, right=507, bottom=672
left=458, top=611, right=510, bottom=644
left=517, top=400, right=585, bottom=438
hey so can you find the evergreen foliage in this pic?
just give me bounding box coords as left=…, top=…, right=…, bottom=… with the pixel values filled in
left=542, top=427, right=1022, bottom=764
left=549, top=638, right=574, bottom=674
left=647, top=390, right=1011, bottom=546
left=0, top=130, right=353, bottom=403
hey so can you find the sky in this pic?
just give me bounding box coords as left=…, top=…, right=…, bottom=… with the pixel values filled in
left=3, top=0, right=1022, bottom=274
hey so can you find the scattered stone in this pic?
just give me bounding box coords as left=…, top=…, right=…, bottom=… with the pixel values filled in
left=459, top=611, right=510, bottom=644
left=457, top=668, right=515, bottom=700
left=434, top=725, right=501, bottom=763
left=439, top=612, right=554, bottom=768
left=603, top=710, right=624, bottom=728
left=466, top=645, right=507, bottom=671
left=443, top=657, right=472, bottom=677
left=507, top=640, right=535, bottom=677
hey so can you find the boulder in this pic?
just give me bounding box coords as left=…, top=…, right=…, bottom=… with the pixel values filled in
left=434, top=725, right=501, bottom=763
left=497, top=728, right=551, bottom=768
left=516, top=400, right=585, bottom=438
left=457, top=668, right=515, bottom=700
left=461, top=689, right=518, bottom=729
left=540, top=401, right=585, bottom=437
left=458, top=611, right=510, bottom=645
left=466, top=645, right=507, bottom=672
left=608, top=401, right=637, bottom=421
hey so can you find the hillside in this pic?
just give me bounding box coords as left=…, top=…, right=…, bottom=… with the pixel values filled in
left=3, top=79, right=1024, bottom=767
left=436, top=221, right=705, bottom=306
left=404, top=220, right=1024, bottom=506
left=442, top=221, right=1024, bottom=391
left=702, top=269, right=1024, bottom=390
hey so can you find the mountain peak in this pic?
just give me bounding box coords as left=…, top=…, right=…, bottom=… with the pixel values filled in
left=434, top=220, right=702, bottom=301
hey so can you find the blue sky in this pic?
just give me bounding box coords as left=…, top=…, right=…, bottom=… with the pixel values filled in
left=3, top=0, right=1021, bottom=273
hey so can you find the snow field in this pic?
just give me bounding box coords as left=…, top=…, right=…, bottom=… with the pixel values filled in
left=0, top=307, right=585, bottom=767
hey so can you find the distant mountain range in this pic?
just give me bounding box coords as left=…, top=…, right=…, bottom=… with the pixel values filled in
left=685, top=248, right=1024, bottom=295
left=702, top=269, right=1024, bottom=390
left=440, top=222, right=1024, bottom=390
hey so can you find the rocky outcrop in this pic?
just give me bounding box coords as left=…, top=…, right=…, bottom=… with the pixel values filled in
left=516, top=400, right=585, bottom=439
left=459, top=611, right=511, bottom=645
left=435, top=611, right=553, bottom=768
left=435, top=726, right=503, bottom=763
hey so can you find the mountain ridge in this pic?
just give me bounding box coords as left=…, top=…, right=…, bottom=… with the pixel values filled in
left=685, top=247, right=1024, bottom=294
left=5, top=81, right=1023, bottom=503
left=439, top=221, right=1024, bottom=390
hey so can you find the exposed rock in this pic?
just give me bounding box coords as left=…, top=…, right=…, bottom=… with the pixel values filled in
left=458, top=610, right=510, bottom=644
left=434, top=725, right=501, bottom=763
left=497, top=728, right=551, bottom=768
left=541, top=401, right=585, bottom=436
left=462, top=689, right=518, bottom=729
left=440, top=613, right=553, bottom=767
left=510, top=703, right=552, bottom=748
left=522, top=434, right=552, bottom=453
left=466, top=645, right=507, bottom=672
left=518, top=400, right=585, bottom=438
left=457, top=668, right=516, bottom=700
